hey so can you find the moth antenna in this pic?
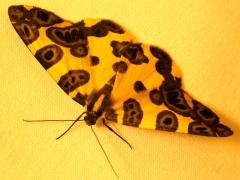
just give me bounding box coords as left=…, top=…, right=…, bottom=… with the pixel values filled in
left=23, top=119, right=84, bottom=122
left=91, top=126, right=119, bottom=178
left=56, top=112, right=86, bottom=140
left=103, top=119, right=133, bottom=149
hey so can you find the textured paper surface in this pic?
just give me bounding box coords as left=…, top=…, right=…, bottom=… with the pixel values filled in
left=0, top=0, right=240, bottom=179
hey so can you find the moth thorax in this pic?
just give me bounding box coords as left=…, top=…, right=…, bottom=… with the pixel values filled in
left=84, top=111, right=97, bottom=126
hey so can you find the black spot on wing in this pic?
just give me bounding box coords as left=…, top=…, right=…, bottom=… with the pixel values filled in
left=112, top=61, right=128, bottom=73
left=133, top=81, right=146, bottom=92
left=188, top=121, right=216, bottom=137
left=12, top=20, right=39, bottom=45
left=29, top=7, right=63, bottom=27
left=8, top=5, right=29, bottom=22
left=46, top=25, right=88, bottom=47
left=70, top=45, right=88, bottom=57
left=85, top=20, right=124, bottom=37
left=156, top=110, right=178, bottom=132
left=123, top=98, right=143, bottom=127
left=121, top=43, right=149, bottom=64
left=149, top=89, right=163, bottom=105
left=192, top=100, right=219, bottom=125
left=57, top=70, right=90, bottom=94
left=35, top=44, right=63, bottom=69
left=160, top=82, right=192, bottom=117
left=90, top=56, right=100, bottom=66
left=150, top=46, right=173, bottom=80
left=216, top=124, right=233, bottom=137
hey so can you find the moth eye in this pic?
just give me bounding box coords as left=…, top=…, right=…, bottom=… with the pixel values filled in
left=156, top=110, right=178, bottom=132
left=134, top=81, right=146, bottom=92
left=90, top=56, right=100, bottom=66
left=123, top=98, right=143, bottom=127
left=188, top=122, right=216, bottom=136
left=35, top=44, right=63, bottom=69
left=57, top=70, right=90, bottom=94
left=149, top=89, right=163, bottom=105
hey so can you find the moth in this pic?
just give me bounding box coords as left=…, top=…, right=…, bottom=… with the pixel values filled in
left=8, top=5, right=233, bottom=138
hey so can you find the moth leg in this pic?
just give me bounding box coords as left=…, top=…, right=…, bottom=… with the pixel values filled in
left=102, top=118, right=133, bottom=149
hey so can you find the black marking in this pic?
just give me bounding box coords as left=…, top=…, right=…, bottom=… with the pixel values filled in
left=73, top=92, right=88, bottom=106
left=57, top=70, right=90, bottom=94
left=192, top=100, right=219, bottom=125
left=100, top=20, right=124, bottom=34
left=46, top=25, right=87, bottom=47
left=216, top=124, right=233, bottom=137
left=35, top=44, right=63, bottom=69
left=85, top=20, right=124, bottom=37
left=70, top=45, right=88, bottom=57
left=85, top=23, right=108, bottom=37
left=105, top=108, right=118, bottom=122
left=160, top=82, right=192, bottom=116
left=112, top=61, right=128, bottom=73
left=150, top=46, right=173, bottom=80
left=111, top=41, right=148, bottom=64
left=156, top=110, right=178, bottom=132
left=29, top=7, right=63, bottom=27
left=133, top=81, right=146, bottom=92
left=121, top=43, right=149, bottom=64
left=13, top=21, right=39, bottom=45
left=90, top=56, right=100, bottom=66
left=111, top=40, right=123, bottom=57
left=149, top=89, right=163, bottom=105
left=8, top=5, right=29, bottom=22
left=123, top=98, right=143, bottom=127
left=188, top=121, right=216, bottom=136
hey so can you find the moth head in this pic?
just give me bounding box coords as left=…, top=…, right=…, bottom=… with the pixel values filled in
left=84, top=111, right=97, bottom=126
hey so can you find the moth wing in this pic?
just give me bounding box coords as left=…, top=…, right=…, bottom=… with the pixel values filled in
left=8, top=5, right=137, bottom=106
left=106, top=43, right=233, bottom=137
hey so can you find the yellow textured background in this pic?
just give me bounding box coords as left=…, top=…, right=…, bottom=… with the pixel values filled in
left=0, top=0, right=240, bottom=179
